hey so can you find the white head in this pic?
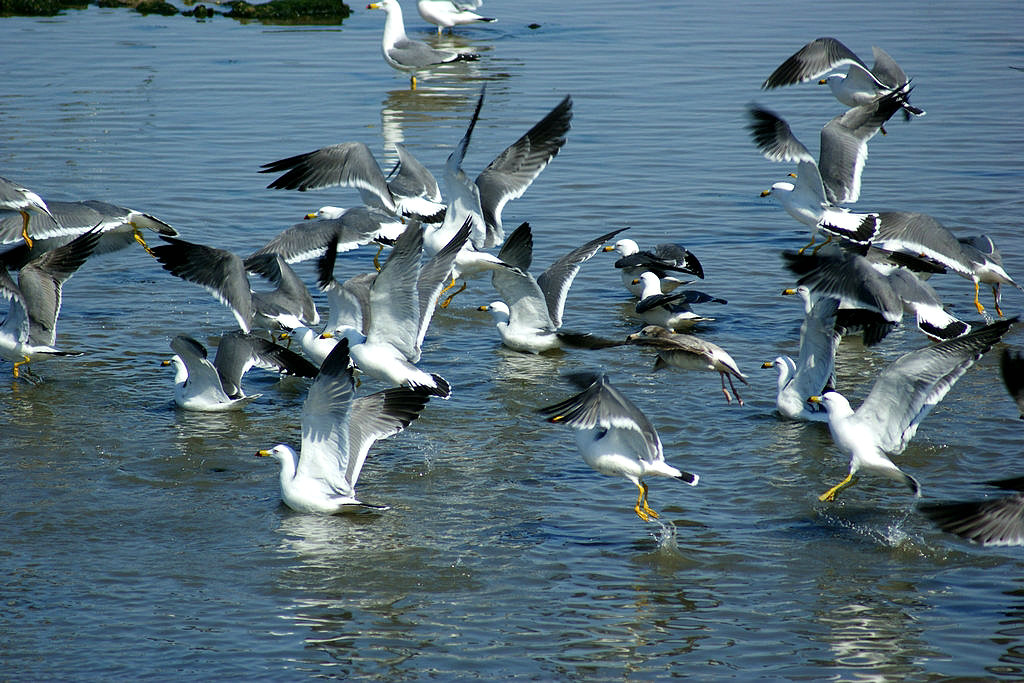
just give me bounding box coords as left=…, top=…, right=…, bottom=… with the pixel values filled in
left=256, top=444, right=299, bottom=477
left=479, top=301, right=510, bottom=324
left=819, top=73, right=847, bottom=96
left=808, top=391, right=853, bottom=417
left=162, top=355, right=188, bottom=385
left=305, top=206, right=346, bottom=220
left=607, top=238, right=639, bottom=257
left=637, top=271, right=663, bottom=298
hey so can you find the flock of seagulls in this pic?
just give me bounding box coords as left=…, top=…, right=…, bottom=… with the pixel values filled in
left=750, top=37, right=1021, bottom=540
left=2, top=31, right=1021, bottom=545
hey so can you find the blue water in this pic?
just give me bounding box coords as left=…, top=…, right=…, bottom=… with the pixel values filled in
left=2, top=0, right=1024, bottom=679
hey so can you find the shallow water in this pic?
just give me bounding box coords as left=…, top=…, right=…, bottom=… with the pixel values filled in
left=2, top=1, right=1024, bottom=679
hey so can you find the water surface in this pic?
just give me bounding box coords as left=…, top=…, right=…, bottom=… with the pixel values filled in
left=2, top=1, right=1024, bottom=679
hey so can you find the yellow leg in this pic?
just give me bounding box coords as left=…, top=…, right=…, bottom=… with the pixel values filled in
left=973, top=280, right=985, bottom=315
left=819, top=472, right=855, bottom=502
left=12, top=355, right=30, bottom=378
left=133, top=228, right=156, bottom=257
left=373, top=243, right=385, bottom=272
left=796, top=232, right=816, bottom=255
left=440, top=281, right=466, bottom=309
left=438, top=275, right=456, bottom=296
left=810, top=233, right=833, bottom=255
left=633, top=481, right=659, bottom=521
left=21, top=211, right=34, bottom=249
left=410, top=75, right=417, bottom=90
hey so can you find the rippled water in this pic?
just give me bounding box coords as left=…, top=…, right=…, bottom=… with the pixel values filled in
left=2, top=1, right=1024, bottom=679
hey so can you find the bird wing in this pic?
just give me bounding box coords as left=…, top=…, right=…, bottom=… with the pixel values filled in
left=474, top=94, right=572, bottom=248
left=870, top=46, right=909, bottom=88
left=416, top=218, right=471, bottom=350
left=492, top=222, right=553, bottom=332
left=152, top=236, right=254, bottom=333
left=761, top=37, right=870, bottom=88
left=818, top=86, right=909, bottom=204
left=440, top=87, right=489, bottom=250
left=260, top=142, right=397, bottom=214
left=792, top=295, right=841, bottom=401
left=388, top=37, right=462, bottom=68
left=170, top=335, right=229, bottom=399
left=249, top=207, right=398, bottom=264
left=1001, top=349, right=1024, bottom=417
left=17, top=228, right=101, bottom=346
left=539, top=373, right=663, bottom=464
left=854, top=319, right=1016, bottom=455
left=0, top=266, right=30, bottom=343
left=365, top=222, right=423, bottom=360
left=870, top=212, right=975, bottom=277
left=921, top=493, right=1024, bottom=546
left=537, top=227, right=628, bottom=329
left=214, top=331, right=318, bottom=398
left=388, top=143, right=445, bottom=221
left=245, top=253, right=319, bottom=328
left=296, top=339, right=358, bottom=496
left=345, top=385, right=432, bottom=493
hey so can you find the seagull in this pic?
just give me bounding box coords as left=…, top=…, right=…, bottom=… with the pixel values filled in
left=603, top=237, right=704, bottom=297
left=366, top=0, right=479, bottom=89
left=782, top=247, right=901, bottom=347
left=748, top=90, right=910, bottom=252
left=339, top=219, right=470, bottom=397
left=538, top=372, right=699, bottom=522
left=763, top=286, right=841, bottom=422
left=261, top=142, right=445, bottom=223
left=0, top=176, right=60, bottom=249
left=867, top=212, right=1022, bottom=316
left=626, top=325, right=748, bottom=405
left=631, top=271, right=725, bottom=331
left=958, top=234, right=1021, bottom=318
left=0, top=199, right=177, bottom=259
left=417, top=0, right=495, bottom=33
left=164, top=332, right=319, bottom=411
left=246, top=206, right=404, bottom=265
left=782, top=247, right=970, bottom=345
left=256, top=338, right=433, bottom=514
left=428, top=86, right=573, bottom=305
left=478, top=222, right=627, bottom=353
left=761, top=37, right=925, bottom=123
left=0, top=228, right=101, bottom=378
left=1001, top=347, right=1024, bottom=419
left=151, top=236, right=319, bottom=333
left=809, top=318, right=1016, bottom=502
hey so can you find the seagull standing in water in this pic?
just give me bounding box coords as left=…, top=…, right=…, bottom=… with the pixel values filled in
left=367, top=0, right=479, bottom=89
left=539, top=372, right=699, bottom=522
left=763, top=286, right=841, bottom=422
left=809, top=318, right=1016, bottom=502
left=417, top=0, right=495, bottom=33
left=603, top=237, right=704, bottom=297
left=164, top=333, right=318, bottom=411
left=257, top=339, right=433, bottom=514
left=0, top=228, right=101, bottom=378
left=631, top=271, right=725, bottom=331
left=478, top=222, right=626, bottom=353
